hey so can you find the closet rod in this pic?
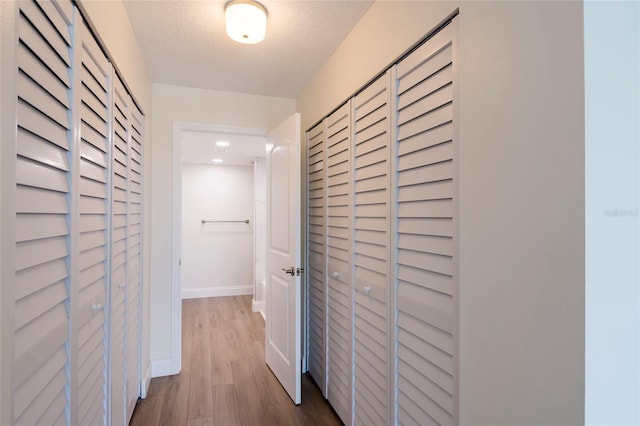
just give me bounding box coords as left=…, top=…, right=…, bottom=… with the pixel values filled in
left=201, top=219, right=250, bottom=224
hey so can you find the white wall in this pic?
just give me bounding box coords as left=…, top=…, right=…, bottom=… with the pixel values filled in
left=457, top=4, right=583, bottom=423
left=181, top=164, right=254, bottom=298
left=585, top=2, right=640, bottom=425
left=297, top=1, right=585, bottom=424
left=150, top=83, right=295, bottom=369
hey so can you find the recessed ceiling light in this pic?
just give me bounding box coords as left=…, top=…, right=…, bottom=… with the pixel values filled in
left=216, top=141, right=230, bottom=147
left=212, top=158, right=223, bottom=163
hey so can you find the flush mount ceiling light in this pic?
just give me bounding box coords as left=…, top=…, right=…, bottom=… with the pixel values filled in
left=212, top=158, right=223, bottom=163
left=216, top=141, right=230, bottom=147
left=225, top=0, right=267, bottom=44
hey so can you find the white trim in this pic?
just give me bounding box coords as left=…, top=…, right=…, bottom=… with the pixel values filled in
left=252, top=298, right=265, bottom=314
left=171, top=121, right=267, bottom=382
left=140, top=362, right=152, bottom=399
left=181, top=285, right=253, bottom=299
left=150, top=357, right=179, bottom=378
left=170, top=124, right=182, bottom=378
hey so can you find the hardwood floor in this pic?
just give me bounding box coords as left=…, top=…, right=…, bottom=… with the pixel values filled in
left=131, top=296, right=342, bottom=426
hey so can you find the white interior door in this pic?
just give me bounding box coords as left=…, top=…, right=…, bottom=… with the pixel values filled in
left=265, top=113, right=302, bottom=404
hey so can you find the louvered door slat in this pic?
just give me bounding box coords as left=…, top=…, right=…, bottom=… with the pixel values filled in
left=81, top=65, right=108, bottom=107
left=306, top=121, right=327, bottom=394
left=15, top=256, right=66, bottom=299
left=126, top=105, right=144, bottom=422
left=396, top=104, right=453, bottom=143
left=35, top=0, right=71, bottom=43
left=397, top=85, right=453, bottom=126
left=18, top=101, right=69, bottom=150
left=325, top=102, right=352, bottom=426
left=397, top=63, right=453, bottom=111
left=18, top=5, right=71, bottom=85
left=14, top=353, right=67, bottom=425
left=397, top=121, right=452, bottom=156
left=17, top=47, right=69, bottom=109
left=14, top=280, right=67, bottom=330
left=75, top=20, right=110, bottom=426
left=393, top=21, right=458, bottom=426
left=17, top=127, right=68, bottom=171
left=16, top=156, right=68, bottom=192
left=13, top=3, right=73, bottom=425
left=18, top=72, right=69, bottom=128
left=81, top=140, right=107, bottom=169
left=110, top=75, right=129, bottom=426
left=81, top=84, right=108, bottom=122
left=352, top=71, right=391, bottom=426
left=21, top=1, right=70, bottom=64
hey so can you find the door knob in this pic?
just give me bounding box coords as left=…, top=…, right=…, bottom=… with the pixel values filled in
left=282, top=267, right=295, bottom=276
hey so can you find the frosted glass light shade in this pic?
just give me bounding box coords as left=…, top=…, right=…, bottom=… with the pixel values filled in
left=225, top=0, right=267, bottom=44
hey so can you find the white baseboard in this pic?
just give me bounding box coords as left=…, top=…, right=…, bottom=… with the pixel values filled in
left=151, top=357, right=180, bottom=378
left=140, top=363, right=152, bottom=399
left=252, top=298, right=264, bottom=314
left=181, top=285, right=253, bottom=299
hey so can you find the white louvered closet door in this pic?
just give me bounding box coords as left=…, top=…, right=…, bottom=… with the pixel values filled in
left=13, top=1, right=74, bottom=424
left=352, top=71, right=392, bottom=426
left=392, top=20, right=459, bottom=426
left=325, top=102, right=353, bottom=426
left=126, top=105, right=144, bottom=422
left=10, top=1, right=145, bottom=424
left=110, top=75, right=130, bottom=426
left=306, top=121, right=327, bottom=394
left=74, top=19, right=111, bottom=426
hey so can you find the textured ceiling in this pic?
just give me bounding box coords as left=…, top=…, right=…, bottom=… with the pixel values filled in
left=123, top=0, right=373, bottom=99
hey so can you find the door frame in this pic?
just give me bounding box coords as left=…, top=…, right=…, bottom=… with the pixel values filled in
left=168, top=121, right=266, bottom=375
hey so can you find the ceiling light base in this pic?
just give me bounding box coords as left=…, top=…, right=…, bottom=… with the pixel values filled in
left=225, top=0, right=267, bottom=44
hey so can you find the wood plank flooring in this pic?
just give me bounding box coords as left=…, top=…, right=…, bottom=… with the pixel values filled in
left=131, top=296, right=342, bottom=426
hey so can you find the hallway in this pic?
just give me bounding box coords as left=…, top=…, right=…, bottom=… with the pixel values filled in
left=130, top=296, right=341, bottom=425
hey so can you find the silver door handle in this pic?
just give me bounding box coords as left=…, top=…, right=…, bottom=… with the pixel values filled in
left=282, top=267, right=295, bottom=276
